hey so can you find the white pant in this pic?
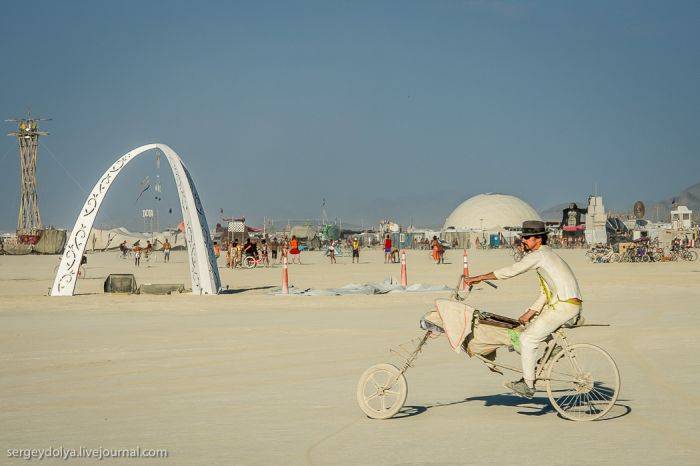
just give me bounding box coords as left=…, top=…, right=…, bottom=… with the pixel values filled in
left=520, top=301, right=581, bottom=383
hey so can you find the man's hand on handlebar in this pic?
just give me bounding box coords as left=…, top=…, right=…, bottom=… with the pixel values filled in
left=463, top=276, right=482, bottom=287
left=463, top=272, right=497, bottom=288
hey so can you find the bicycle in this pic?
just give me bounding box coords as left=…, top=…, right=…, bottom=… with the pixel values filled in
left=243, top=254, right=269, bottom=268
left=119, top=249, right=134, bottom=260
left=357, top=276, right=620, bottom=422
left=671, top=248, right=698, bottom=262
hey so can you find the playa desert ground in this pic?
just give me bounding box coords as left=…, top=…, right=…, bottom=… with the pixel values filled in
left=1, top=248, right=699, bottom=465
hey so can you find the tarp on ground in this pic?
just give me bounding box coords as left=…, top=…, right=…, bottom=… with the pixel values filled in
left=139, top=283, right=186, bottom=295
left=87, top=228, right=187, bottom=252
left=273, top=278, right=451, bottom=296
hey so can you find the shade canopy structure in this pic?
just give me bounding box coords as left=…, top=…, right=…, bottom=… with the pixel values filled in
left=443, top=193, right=541, bottom=231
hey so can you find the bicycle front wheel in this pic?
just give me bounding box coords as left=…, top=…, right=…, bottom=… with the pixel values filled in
left=545, top=343, right=620, bottom=421
left=356, top=363, right=407, bottom=419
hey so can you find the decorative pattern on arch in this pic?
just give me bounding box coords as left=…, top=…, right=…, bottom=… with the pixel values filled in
left=50, top=144, right=221, bottom=296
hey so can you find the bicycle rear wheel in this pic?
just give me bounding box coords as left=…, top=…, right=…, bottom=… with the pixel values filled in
left=545, top=343, right=620, bottom=421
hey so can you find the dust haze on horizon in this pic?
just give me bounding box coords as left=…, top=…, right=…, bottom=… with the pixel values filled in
left=1, top=0, right=698, bottom=232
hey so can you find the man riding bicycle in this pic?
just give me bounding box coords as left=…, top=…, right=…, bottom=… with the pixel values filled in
left=118, top=240, right=131, bottom=258
left=243, top=238, right=258, bottom=260
left=464, top=220, right=582, bottom=399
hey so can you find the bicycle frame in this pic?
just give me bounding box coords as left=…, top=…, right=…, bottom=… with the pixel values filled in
left=388, top=276, right=587, bottom=387
left=473, top=329, right=580, bottom=384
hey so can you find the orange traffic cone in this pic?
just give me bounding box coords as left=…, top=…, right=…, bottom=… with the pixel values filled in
left=400, top=250, right=408, bottom=287
left=281, top=255, right=289, bottom=294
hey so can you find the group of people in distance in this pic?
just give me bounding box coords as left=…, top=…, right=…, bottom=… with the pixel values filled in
left=384, top=234, right=446, bottom=265
left=115, top=233, right=454, bottom=268
left=224, top=235, right=302, bottom=268
left=383, top=234, right=400, bottom=263
left=327, top=236, right=362, bottom=264
left=119, top=238, right=172, bottom=267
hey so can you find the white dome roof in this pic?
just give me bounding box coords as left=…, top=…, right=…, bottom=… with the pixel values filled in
left=443, top=193, right=541, bottom=231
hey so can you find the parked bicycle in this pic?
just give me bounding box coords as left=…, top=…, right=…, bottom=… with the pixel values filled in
left=671, top=247, right=698, bottom=262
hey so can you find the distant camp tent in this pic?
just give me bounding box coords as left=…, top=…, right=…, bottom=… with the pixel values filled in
left=0, top=229, right=67, bottom=255
left=290, top=225, right=317, bottom=240
left=34, top=228, right=67, bottom=254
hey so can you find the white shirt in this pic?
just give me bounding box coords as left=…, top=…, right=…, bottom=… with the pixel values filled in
left=493, top=245, right=582, bottom=309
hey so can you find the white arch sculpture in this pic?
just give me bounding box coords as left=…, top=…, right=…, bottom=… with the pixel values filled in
left=50, top=144, right=221, bottom=296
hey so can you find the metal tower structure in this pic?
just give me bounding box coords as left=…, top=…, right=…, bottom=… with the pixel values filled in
left=6, top=112, right=50, bottom=238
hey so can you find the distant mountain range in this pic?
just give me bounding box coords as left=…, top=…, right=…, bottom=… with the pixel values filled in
left=539, top=182, right=700, bottom=222
left=647, top=182, right=700, bottom=222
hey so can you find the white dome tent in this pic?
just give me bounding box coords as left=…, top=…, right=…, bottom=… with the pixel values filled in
left=441, top=193, right=541, bottom=248
left=443, top=193, right=541, bottom=231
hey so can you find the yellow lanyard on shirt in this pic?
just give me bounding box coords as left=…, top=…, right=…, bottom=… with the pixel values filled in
left=537, top=272, right=553, bottom=304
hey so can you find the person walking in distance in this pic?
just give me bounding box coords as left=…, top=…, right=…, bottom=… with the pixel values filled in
left=260, top=239, right=270, bottom=267
left=280, top=236, right=289, bottom=264
left=328, top=240, right=337, bottom=264
left=289, top=235, right=301, bottom=264
left=430, top=235, right=440, bottom=264
left=384, top=234, right=392, bottom=263
left=235, top=240, right=243, bottom=268
left=133, top=242, right=142, bottom=267
left=270, top=237, right=278, bottom=261
left=225, top=240, right=233, bottom=268
left=162, top=238, right=172, bottom=263
left=463, top=221, right=583, bottom=399
left=352, top=237, right=360, bottom=264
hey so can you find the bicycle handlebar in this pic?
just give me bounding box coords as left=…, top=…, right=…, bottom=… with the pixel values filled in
left=451, top=275, right=498, bottom=301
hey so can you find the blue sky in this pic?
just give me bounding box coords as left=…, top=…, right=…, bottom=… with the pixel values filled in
left=1, top=0, right=698, bottom=231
